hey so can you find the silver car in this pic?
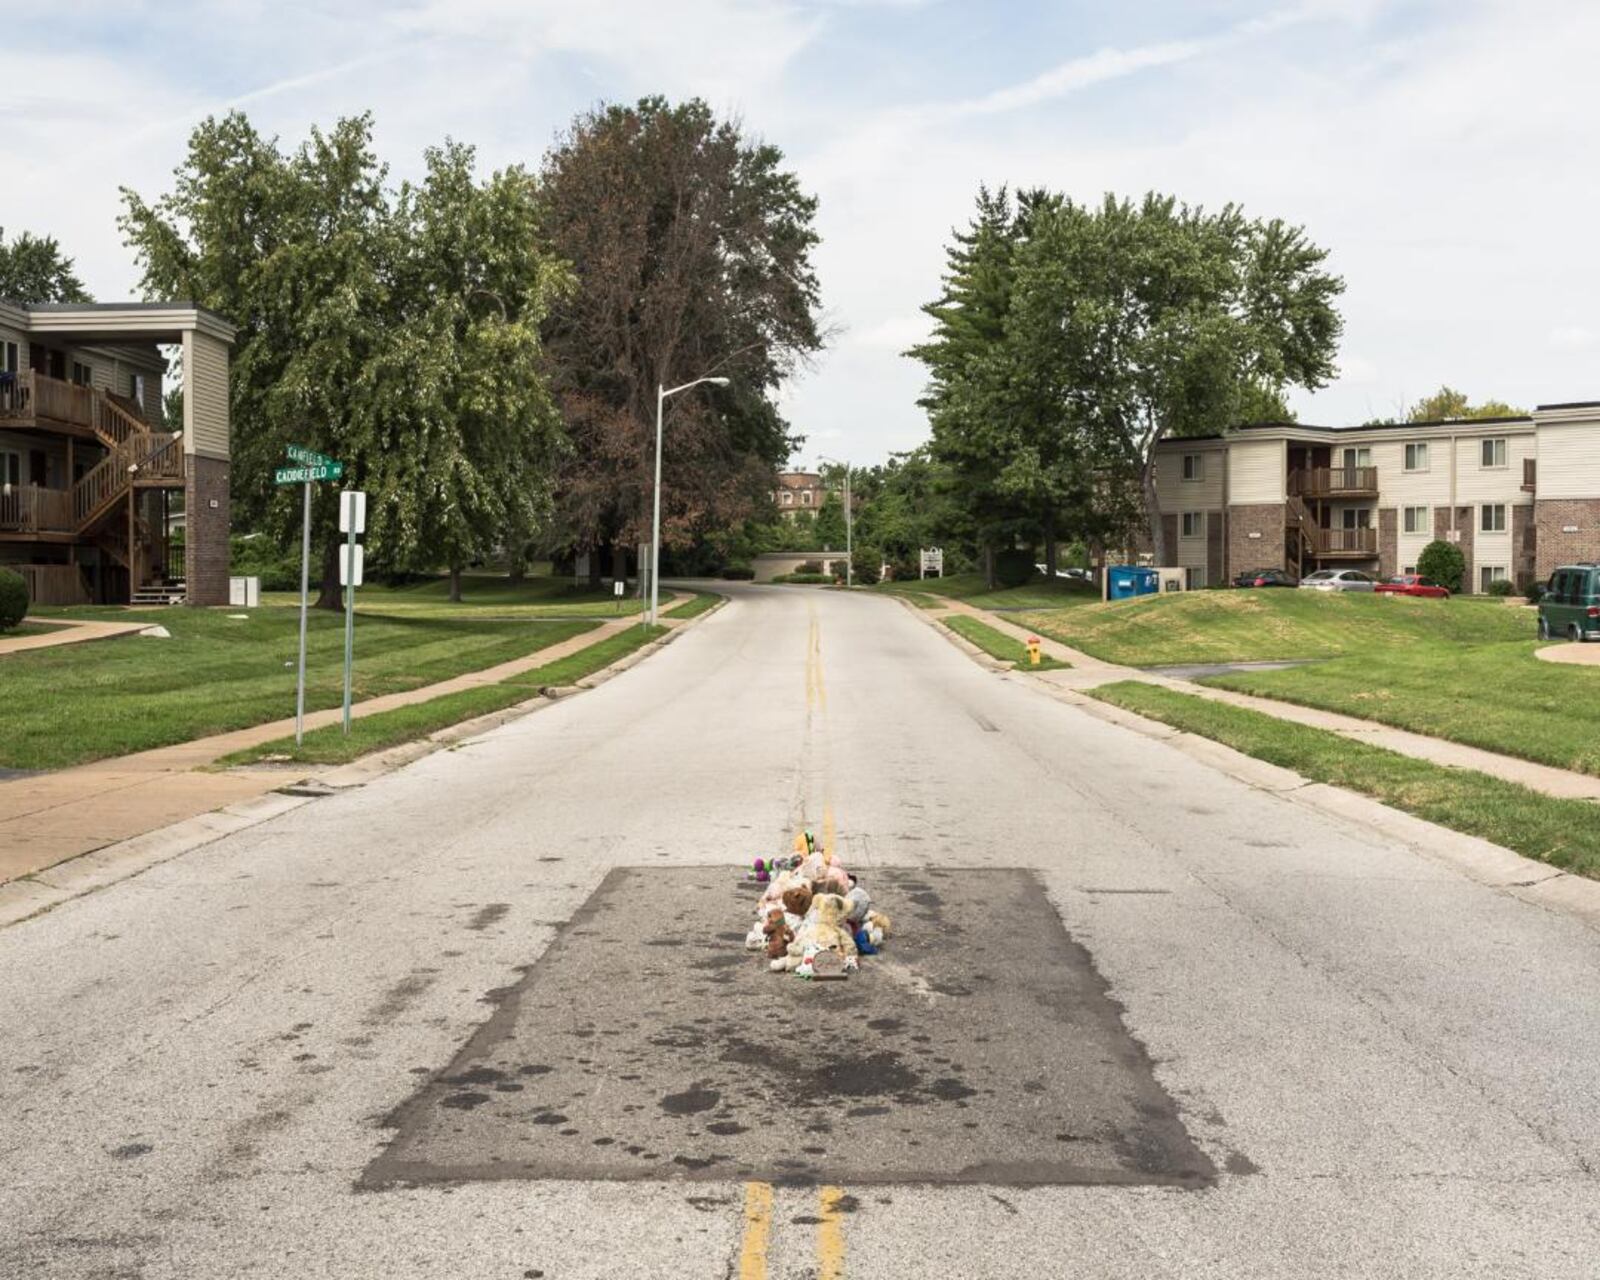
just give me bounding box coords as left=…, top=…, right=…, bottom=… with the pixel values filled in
left=1299, top=568, right=1376, bottom=593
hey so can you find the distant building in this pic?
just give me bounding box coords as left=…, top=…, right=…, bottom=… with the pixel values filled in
left=773, top=470, right=824, bottom=519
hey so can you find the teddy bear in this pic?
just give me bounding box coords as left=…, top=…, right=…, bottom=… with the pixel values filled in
left=772, top=893, right=856, bottom=972
left=844, top=878, right=871, bottom=925
left=763, top=907, right=794, bottom=960
left=781, top=882, right=813, bottom=919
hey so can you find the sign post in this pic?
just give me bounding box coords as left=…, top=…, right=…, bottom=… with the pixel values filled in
left=274, top=445, right=346, bottom=746
left=339, top=490, right=367, bottom=737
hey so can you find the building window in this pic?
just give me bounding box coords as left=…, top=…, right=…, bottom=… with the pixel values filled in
left=1182, top=453, right=1204, bottom=482
left=1480, top=504, right=1506, bottom=533
left=1181, top=511, right=1204, bottom=539
left=1, top=341, right=17, bottom=374
left=0, top=450, right=19, bottom=487
left=131, top=373, right=147, bottom=404
left=1480, top=438, right=1507, bottom=469
left=1404, top=442, right=1429, bottom=472
left=1185, top=566, right=1207, bottom=589
left=1402, top=505, right=1429, bottom=534
left=71, top=361, right=93, bottom=387
left=802, top=491, right=812, bottom=506
left=781, top=491, right=792, bottom=505
left=1402, top=564, right=1417, bottom=575
left=1479, top=565, right=1508, bottom=593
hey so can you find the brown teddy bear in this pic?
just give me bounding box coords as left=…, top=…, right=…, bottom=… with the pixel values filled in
left=771, top=892, right=859, bottom=972
left=781, top=882, right=813, bottom=919
left=763, top=908, right=794, bottom=960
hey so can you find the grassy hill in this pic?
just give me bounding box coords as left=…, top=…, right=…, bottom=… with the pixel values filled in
left=875, top=571, right=1100, bottom=612
left=1019, top=589, right=1530, bottom=666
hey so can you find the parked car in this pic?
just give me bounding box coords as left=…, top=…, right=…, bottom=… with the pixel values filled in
left=1232, top=567, right=1298, bottom=588
left=1299, top=569, right=1376, bottom=593
left=1374, top=573, right=1450, bottom=599
left=1537, top=563, right=1600, bottom=641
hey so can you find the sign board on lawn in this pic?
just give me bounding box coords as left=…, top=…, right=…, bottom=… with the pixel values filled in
left=286, top=443, right=336, bottom=467
left=338, top=543, right=365, bottom=587
left=339, top=489, right=367, bottom=534
left=275, top=462, right=344, bottom=484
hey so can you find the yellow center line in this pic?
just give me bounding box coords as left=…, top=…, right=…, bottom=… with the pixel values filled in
left=823, top=802, right=836, bottom=861
left=817, top=1184, right=847, bottom=1280
left=739, top=1181, right=774, bottom=1280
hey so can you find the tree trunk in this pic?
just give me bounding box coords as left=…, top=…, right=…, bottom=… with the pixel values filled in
left=1143, top=456, right=1167, bottom=567
left=610, top=544, right=629, bottom=585
left=507, top=551, right=525, bottom=584
left=315, top=537, right=342, bottom=611
left=981, top=545, right=997, bottom=591
left=587, top=544, right=604, bottom=589
left=448, top=562, right=463, bottom=603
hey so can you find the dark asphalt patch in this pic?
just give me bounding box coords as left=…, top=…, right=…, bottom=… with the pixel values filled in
left=362, top=867, right=1214, bottom=1189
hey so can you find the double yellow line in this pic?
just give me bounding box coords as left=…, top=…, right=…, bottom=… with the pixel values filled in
left=739, top=1181, right=848, bottom=1279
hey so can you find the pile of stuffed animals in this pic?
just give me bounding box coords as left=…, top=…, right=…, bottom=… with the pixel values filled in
left=743, top=832, right=891, bottom=980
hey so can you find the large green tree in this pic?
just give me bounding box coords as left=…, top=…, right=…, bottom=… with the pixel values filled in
left=1407, top=385, right=1525, bottom=422
left=539, top=97, right=823, bottom=579
left=121, top=114, right=568, bottom=606
left=0, top=228, right=91, bottom=303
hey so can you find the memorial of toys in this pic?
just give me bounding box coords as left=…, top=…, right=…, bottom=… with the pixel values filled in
left=742, top=831, right=892, bottom=980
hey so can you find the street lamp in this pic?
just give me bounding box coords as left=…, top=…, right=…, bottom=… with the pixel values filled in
left=817, top=456, right=853, bottom=587
left=650, top=375, right=730, bottom=624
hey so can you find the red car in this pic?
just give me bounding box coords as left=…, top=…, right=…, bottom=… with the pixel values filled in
left=1375, top=573, right=1450, bottom=599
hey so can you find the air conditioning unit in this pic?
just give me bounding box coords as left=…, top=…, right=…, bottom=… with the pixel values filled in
left=1446, top=530, right=1461, bottom=543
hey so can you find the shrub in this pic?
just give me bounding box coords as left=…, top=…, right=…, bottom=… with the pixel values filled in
left=230, top=533, right=300, bottom=591
left=1416, top=540, right=1465, bottom=594
left=994, top=548, right=1035, bottom=588
left=786, top=572, right=833, bottom=584
left=0, top=567, right=28, bottom=632
left=851, top=545, right=880, bottom=586
left=797, top=560, right=824, bottom=575
left=720, top=565, right=755, bottom=580
left=1523, top=579, right=1545, bottom=604
left=1486, top=577, right=1515, bottom=597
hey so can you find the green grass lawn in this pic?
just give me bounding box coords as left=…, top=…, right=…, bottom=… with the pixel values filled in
left=220, top=625, right=663, bottom=768
left=1020, top=589, right=1531, bottom=666
left=1, top=606, right=595, bottom=770
left=664, top=592, right=722, bottom=620
left=3, top=621, right=59, bottom=639
left=942, top=615, right=1069, bottom=670
left=1087, top=681, right=1600, bottom=881
left=265, top=572, right=647, bottom=620
left=876, top=571, right=1100, bottom=612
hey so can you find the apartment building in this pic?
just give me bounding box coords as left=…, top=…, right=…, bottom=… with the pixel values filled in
left=773, top=470, right=826, bottom=519
left=0, top=301, right=235, bottom=605
left=1150, top=401, right=1600, bottom=593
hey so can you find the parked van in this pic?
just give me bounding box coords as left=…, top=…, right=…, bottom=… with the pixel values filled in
left=1538, top=564, right=1600, bottom=641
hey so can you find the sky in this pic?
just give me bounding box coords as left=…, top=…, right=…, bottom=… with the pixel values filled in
left=8, top=0, right=1600, bottom=470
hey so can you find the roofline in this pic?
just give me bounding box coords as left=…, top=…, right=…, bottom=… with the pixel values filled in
left=1536, top=400, right=1600, bottom=411
left=0, top=300, right=235, bottom=344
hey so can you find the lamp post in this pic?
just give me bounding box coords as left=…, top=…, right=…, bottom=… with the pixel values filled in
left=818, top=456, right=853, bottom=587
left=650, top=375, right=730, bottom=624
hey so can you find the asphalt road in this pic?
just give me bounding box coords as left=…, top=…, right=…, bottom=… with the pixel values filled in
left=3, top=584, right=1599, bottom=1278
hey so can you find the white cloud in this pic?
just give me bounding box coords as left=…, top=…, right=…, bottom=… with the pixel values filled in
left=1550, top=327, right=1599, bottom=352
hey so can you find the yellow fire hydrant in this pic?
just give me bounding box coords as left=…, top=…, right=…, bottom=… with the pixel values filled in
left=1026, top=636, right=1042, bottom=666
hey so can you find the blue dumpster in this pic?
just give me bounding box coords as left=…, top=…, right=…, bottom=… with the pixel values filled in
left=1107, top=565, right=1159, bottom=600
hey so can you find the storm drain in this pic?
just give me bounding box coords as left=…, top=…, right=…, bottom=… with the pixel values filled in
left=362, top=866, right=1214, bottom=1188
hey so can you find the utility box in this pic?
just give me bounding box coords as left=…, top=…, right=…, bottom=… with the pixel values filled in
left=1106, top=565, right=1160, bottom=600
left=228, top=576, right=260, bottom=607
left=1157, top=567, right=1186, bottom=594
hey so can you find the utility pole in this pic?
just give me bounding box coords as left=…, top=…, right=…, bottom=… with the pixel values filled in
left=649, top=374, right=731, bottom=624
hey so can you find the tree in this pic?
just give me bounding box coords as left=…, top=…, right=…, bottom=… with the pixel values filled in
left=1407, top=386, right=1526, bottom=422
left=1417, top=539, right=1465, bottom=593
left=540, top=97, right=823, bottom=581
left=0, top=228, right=91, bottom=303
left=1004, top=195, right=1343, bottom=565
left=121, top=114, right=569, bottom=607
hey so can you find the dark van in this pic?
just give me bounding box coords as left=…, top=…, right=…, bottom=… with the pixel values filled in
left=1538, top=564, right=1600, bottom=641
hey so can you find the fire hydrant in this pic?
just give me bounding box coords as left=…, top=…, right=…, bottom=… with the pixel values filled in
left=1026, top=636, right=1042, bottom=666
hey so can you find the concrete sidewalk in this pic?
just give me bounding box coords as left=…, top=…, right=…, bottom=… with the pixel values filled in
left=926, top=597, right=1600, bottom=805
left=0, top=616, right=152, bottom=654
left=0, top=605, right=690, bottom=887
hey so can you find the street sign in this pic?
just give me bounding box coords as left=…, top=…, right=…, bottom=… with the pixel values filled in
left=340, top=489, right=367, bottom=534
left=339, top=543, right=365, bottom=587
left=286, top=443, right=336, bottom=467
left=275, top=462, right=344, bottom=485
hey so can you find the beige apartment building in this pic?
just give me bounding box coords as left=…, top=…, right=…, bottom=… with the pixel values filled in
left=772, top=470, right=825, bottom=519
left=0, top=301, right=234, bottom=606
left=1150, top=401, right=1600, bottom=593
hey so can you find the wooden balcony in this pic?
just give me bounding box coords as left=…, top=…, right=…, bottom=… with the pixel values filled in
left=0, top=485, right=76, bottom=535
left=1315, top=527, right=1378, bottom=558
left=1289, top=466, right=1380, bottom=499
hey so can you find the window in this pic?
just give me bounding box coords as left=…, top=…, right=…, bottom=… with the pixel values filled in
left=781, top=491, right=792, bottom=505
left=1185, top=566, right=1207, bottom=589
left=1340, top=447, right=1372, bottom=468
left=0, top=450, right=18, bottom=487
left=1404, top=442, right=1429, bottom=472
left=1480, top=438, right=1507, bottom=468
left=1, top=341, right=17, bottom=374
left=1181, top=453, right=1204, bottom=482
left=1480, top=504, right=1506, bottom=533
left=1403, top=505, right=1429, bottom=534
left=802, top=491, right=812, bottom=506
left=71, top=361, right=93, bottom=387
left=1181, top=511, right=1204, bottom=539
left=1402, top=565, right=1417, bottom=575
left=130, top=373, right=147, bottom=404
left=1479, top=565, right=1508, bottom=593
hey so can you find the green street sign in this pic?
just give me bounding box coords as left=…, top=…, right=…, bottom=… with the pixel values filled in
left=275, top=462, right=345, bottom=484
left=286, top=444, right=337, bottom=467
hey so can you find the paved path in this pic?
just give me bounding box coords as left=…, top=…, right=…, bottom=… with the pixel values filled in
left=936, top=597, right=1600, bottom=802
left=1536, top=638, right=1600, bottom=665
left=0, top=616, right=151, bottom=654
left=0, top=609, right=676, bottom=885
left=2, top=585, right=1598, bottom=1277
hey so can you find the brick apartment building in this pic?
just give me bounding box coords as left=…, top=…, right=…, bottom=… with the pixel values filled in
left=0, top=301, right=234, bottom=606
left=1150, top=401, right=1600, bottom=593
left=773, top=470, right=826, bottom=519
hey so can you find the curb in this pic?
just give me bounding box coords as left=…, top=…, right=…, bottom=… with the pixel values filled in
left=0, top=593, right=727, bottom=932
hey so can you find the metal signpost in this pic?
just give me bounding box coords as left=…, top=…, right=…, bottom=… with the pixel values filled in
left=273, top=446, right=346, bottom=746
left=339, top=490, right=367, bottom=736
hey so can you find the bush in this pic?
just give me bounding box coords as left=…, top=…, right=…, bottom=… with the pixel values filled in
left=1485, top=577, right=1515, bottom=597
left=1523, top=579, right=1545, bottom=604
left=797, top=560, right=824, bottom=575
left=0, top=567, right=28, bottom=632
left=851, top=546, right=880, bottom=586
left=775, top=573, right=833, bottom=584
left=720, top=565, right=755, bottom=580
left=994, top=548, right=1035, bottom=588
left=230, top=533, right=300, bottom=591
left=1416, top=540, right=1465, bottom=594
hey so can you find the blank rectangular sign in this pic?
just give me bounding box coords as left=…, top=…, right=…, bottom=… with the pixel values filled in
left=339, top=543, right=364, bottom=587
